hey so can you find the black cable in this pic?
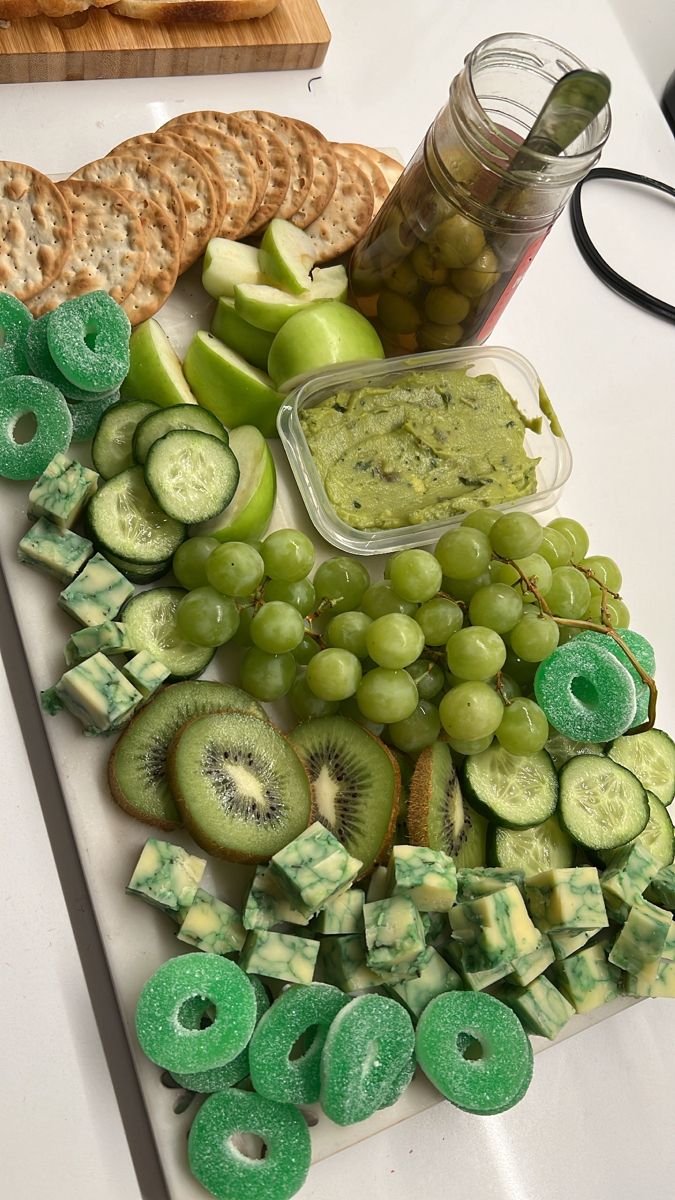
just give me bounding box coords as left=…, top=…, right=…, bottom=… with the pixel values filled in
left=569, top=166, right=675, bottom=323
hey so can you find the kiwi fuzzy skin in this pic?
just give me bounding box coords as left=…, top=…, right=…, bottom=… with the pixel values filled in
left=407, top=744, right=434, bottom=846
left=108, top=737, right=181, bottom=831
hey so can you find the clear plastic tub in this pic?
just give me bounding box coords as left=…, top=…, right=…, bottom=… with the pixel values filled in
left=277, top=345, right=572, bottom=555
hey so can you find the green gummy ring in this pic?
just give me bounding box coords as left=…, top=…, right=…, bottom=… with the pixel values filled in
left=68, top=390, right=120, bottom=442
left=24, top=313, right=118, bottom=403
left=0, top=294, right=32, bottom=381
left=534, top=639, right=637, bottom=743
left=47, top=290, right=130, bottom=393
left=135, top=953, right=257, bottom=1075
left=249, top=982, right=349, bottom=1105
left=575, top=627, right=655, bottom=728
left=415, top=990, right=533, bottom=1115
left=0, top=375, right=72, bottom=481
left=188, top=1088, right=311, bottom=1200
left=171, top=976, right=270, bottom=1093
left=319, top=993, right=415, bottom=1126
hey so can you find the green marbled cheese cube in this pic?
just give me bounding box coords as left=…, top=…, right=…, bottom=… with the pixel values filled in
left=385, top=946, right=463, bottom=1021
left=56, top=651, right=141, bottom=733
left=646, top=864, right=675, bottom=912
left=270, top=821, right=361, bottom=911
left=551, top=942, right=620, bottom=1013
left=440, top=939, right=512, bottom=991
left=64, top=620, right=131, bottom=666
left=239, top=929, right=318, bottom=984
left=242, top=865, right=315, bottom=931
left=122, top=651, right=170, bottom=698
left=509, top=935, right=555, bottom=987
left=28, top=452, right=98, bottom=528
left=548, top=927, right=600, bottom=960
left=422, top=910, right=448, bottom=945
left=319, top=933, right=381, bottom=992
left=176, top=888, right=246, bottom=955
left=386, top=844, right=457, bottom=912
left=600, top=841, right=662, bottom=922
left=366, top=865, right=389, bottom=902
left=646, top=958, right=675, bottom=998
left=525, top=867, right=608, bottom=933
left=19, top=518, right=93, bottom=583
left=457, top=867, right=525, bottom=900
left=449, top=882, right=540, bottom=973
left=661, top=920, right=675, bottom=961
left=126, top=838, right=206, bottom=919
left=608, top=900, right=672, bottom=978
left=364, top=895, right=426, bottom=972
left=369, top=947, right=429, bottom=985
left=498, top=976, right=574, bottom=1040
left=313, top=888, right=364, bottom=935
left=59, top=552, right=134, bottom=626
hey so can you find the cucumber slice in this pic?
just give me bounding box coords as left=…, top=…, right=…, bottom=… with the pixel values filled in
left=87, top=467, right=185, bottom=564
left=144, top=430, right=239, bottom=524
left=607, top=728, right=675, bottom=806
left=489, top=814, right=574, bottom=874
left=461, top=745, right=558, bottom=829
left=92, top=399, right=158, bottom=479
left=132, top=403, right=228, bottom=465
left=545, top=732, right=605, bottom=771
left=104, top=550, right=171, bottom=585
left=598, top=792, right=675, bottom=868
left=558, top=755, right=649, bottom=851
left=122, top=588, right=214, bottom=679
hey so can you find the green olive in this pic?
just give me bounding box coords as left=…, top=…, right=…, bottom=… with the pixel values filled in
left=450, top=247, right=500, bottom=297
left=418, top=321, right=464, bottom=350
left=444, top=146, right=482, bottom=190
left=377, top=289, right=422, bottom=334
left=423, top=286, right=471, bottom=325
left=385, top=257, right=421, bottom=297
left=410, top=241, right=447, bottom=284
left=350, top=262, right=382, bottom=296
left=431, top=213, right=485, bottom=268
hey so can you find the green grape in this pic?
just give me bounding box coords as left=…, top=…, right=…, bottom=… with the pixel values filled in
left=306, top=648, right=362, bottom=702
left=581, top=555, right=622, bottom=596
left=387, top=699, right=441, bottom=754
left=509, top=612, right=560, bottom=662
left=446, top=734, right=494, bottom=756
left=489, top=511, right=543, bottom=559
left=339, top=694, right=383, bottom=731
left=263, top=577, right=316, bottom=616
left=172, top=536, right=219, bottom=590
left=240, top=648, right=296, bottom=701
left=504, top=554, right=553, bottom=600
left=326, top=610, right=373, bottom=658
left=442, top=571, right=492, bottom=602
left=175, top=587, right=239, bottom=648
left=366, top=613, right=425, bottom=669
left=423, top=286, right=470, bottom=325
left=261, top=528, right=315, bottom=582
left=461, top=508, right=501, bottom=535
left=538, top=527, right=573, bottom=569
left=547, top=566, right=591, bottom=619
left=293, top=634, right=321, bottom=665
left=289, top=676, right=339, bottom=720
left=489, top=672, right=521, bottom=702
left=231, top=604, right=254, bottom=647
left=388, top=549, right=443, bottom=603
left=406, top=659, right=445, bottom=700
left=314, top=557, right=370, bottom=614
left=439, top=681, right=504, bottom=740
left=496, top=697, right=549, bottom=755
left=206, top=542, right=265, bottom=597
left=435, top=527, right=492, bottom=580
left=356, top=667, right=419, bottom=723
left=361, top=580, right=417, bottom=618
left=557, top=624, right=584, bottom=645
left=415, top=596, right=463, bottom=645
left=586, top=596, right=631, bottom=628
left=546, top=517, right=589, bottom=563
left=249, top=600, right=305, bottom=654
left=468, top=584, right=523, bottom=633
left=503, top=649, right=537, bottom=688
left=446, top=625, right=506, bottom=681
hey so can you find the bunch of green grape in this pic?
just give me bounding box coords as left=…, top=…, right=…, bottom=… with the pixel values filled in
left=171, top=508, right=627, bottom=759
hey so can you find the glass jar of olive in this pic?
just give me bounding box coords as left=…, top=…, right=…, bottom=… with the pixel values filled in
left=350, top=33, right=611, bottom=352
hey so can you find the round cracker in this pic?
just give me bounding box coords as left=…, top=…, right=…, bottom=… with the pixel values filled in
left=70, top=155, right=187, bottom=251
left=237, top=123, right=291, bottom=237
left=305, top=154, right=374, bottom=263
left=161, top=123, right=257, bottom=239
left=145, top=132, right=228, bottom=235
left=290, top=119, right=339, bottom=228
left=341, top=144, right=404, bottom=192
left=0, top=161, right=72, bottom=302
left=27, top=179, right=145, bottom=316
left=122, top=195, right=179, bottom=325
left=235, top=110, right=313, bottom=221
left=332, top=142, right=389, bottom=216
left=160, top=110, right=270, bottom=214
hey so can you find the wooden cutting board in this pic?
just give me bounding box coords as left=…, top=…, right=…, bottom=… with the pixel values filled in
left=0, top=0, right=330, bottom=82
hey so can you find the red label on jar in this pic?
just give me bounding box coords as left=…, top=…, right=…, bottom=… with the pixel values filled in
left=476, top=231, right=549, bottom=342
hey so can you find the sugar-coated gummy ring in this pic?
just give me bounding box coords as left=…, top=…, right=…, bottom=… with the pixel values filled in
left=415, top=990, right=533, bottom=1115
left=46, top=291, right=131, bottom=393
left=0, top=294, right=32, bottom=382
left=534, top=639, right=637, bottom=743
left=135, top=953, right=257, bottom=1075
left=575, top=627, right=654, bottom=728
left=25, top=313, right=119, bottom=403
left=249, top=982, right=349, bottom=1105
left=68, top=390, right=120, bottom=442
left=320, top=993, right=416, bottom=1126
left=188, top=1088, right=311, bottom=1200
left=0, top=375, right=72, bottom=481
left=171, top=975, right=270, bottom=1093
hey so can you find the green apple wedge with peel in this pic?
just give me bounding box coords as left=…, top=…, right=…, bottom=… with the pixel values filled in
left=184, top=331, right=283, bottom=439
left=258, top=218, right=315, bottom=295
left=196, top=425, right=276, bottom=542
left=211, top=298, right=274, bottom=371
left=202, top=239, right=265, bottom=299
left=234, top=265, right=349, bottom=333
left=267, top=301, right=385, bottom=387
left=121, top=319, right=197, bottom=407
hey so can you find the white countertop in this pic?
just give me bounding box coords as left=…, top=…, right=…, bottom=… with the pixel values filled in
left=1, top=1, right=674, bottom=1197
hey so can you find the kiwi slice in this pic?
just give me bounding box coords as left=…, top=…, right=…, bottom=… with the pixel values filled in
left=168, top=711, right=311, bottom=862
left=288, top=716, right=399, bottom=873
left=408, top=742, right=487, bottom=867
left=109, top=681, right=266, bottom=829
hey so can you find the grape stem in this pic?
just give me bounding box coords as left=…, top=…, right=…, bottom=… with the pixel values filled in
left=494, top=669, right=512, bottom=705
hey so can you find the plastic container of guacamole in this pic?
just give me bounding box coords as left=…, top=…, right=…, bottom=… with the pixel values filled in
left=277, top=345, right=572, bottom=555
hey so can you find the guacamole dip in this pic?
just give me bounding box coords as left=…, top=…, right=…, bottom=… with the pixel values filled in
left=299, top=369, right=540, bottom=531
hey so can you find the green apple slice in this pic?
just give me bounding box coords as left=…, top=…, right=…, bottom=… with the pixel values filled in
left=183, top=331, right=283, bottom=439
left=311, top=265, right=349, bottom=302
left=234, top=266, right=350, bottom=334
left=202, top=238, right=265, bottom=299
left=267, top=301, right=385, bottom=388
left=258, top=218, right=315, bottom=295
left=211, top=298, right=274, bottom=371
left=121, top=318, right=197, bottom=407
left=197, top=425, right=277, bottom=542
